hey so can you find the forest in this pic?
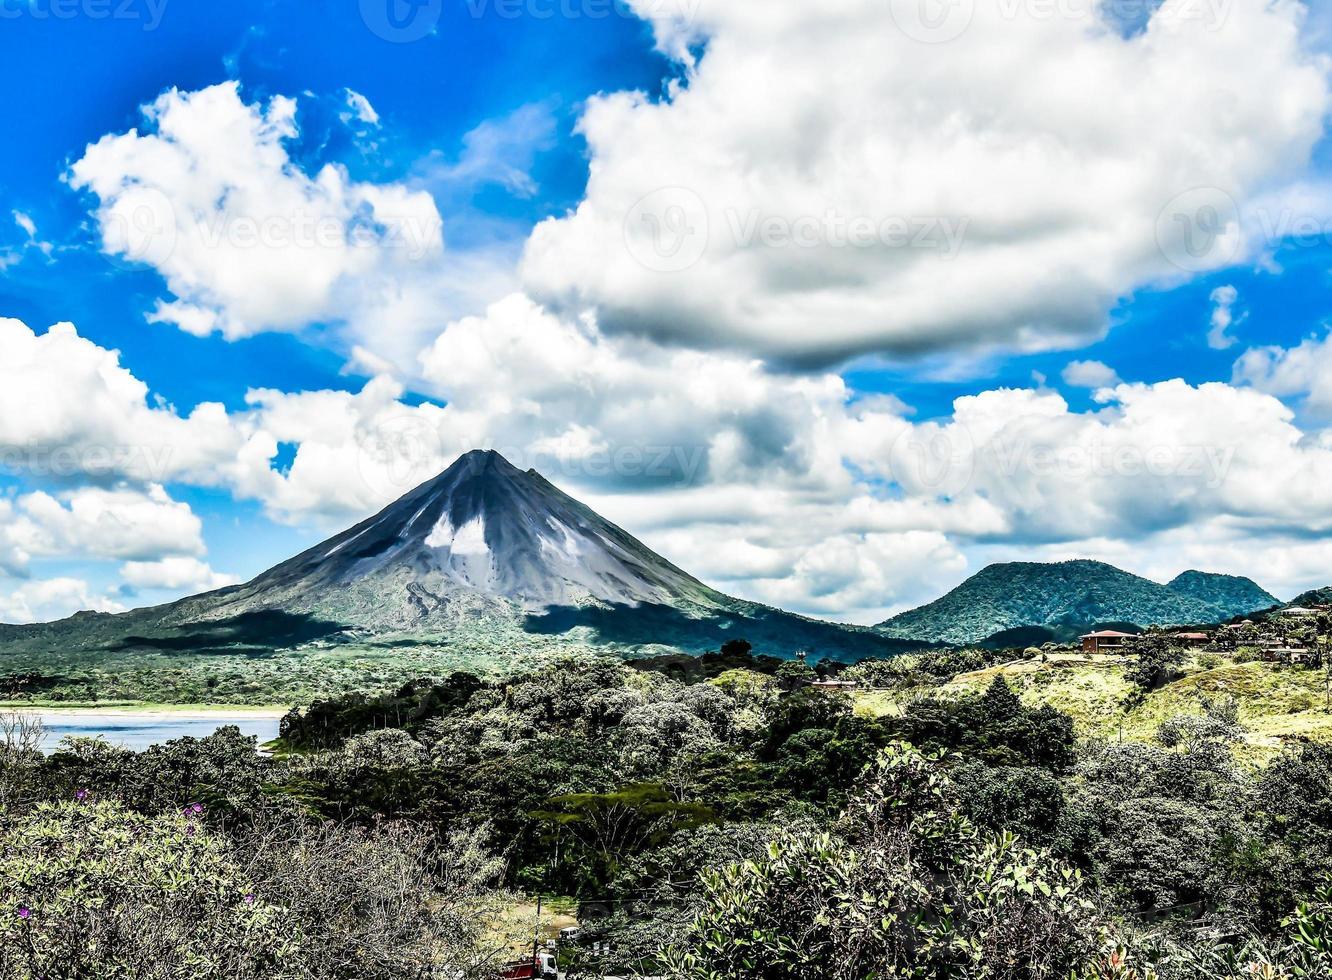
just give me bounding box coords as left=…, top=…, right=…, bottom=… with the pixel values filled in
left=4, top=641, right=1332, bottom=978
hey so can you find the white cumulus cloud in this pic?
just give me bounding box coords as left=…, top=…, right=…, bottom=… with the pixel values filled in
left=120, top=556, right=239, bottom=593
left=68, top=82, right=512, bottom=372
left=1208, top=284, right=1243, bottom=350
left=1234, top=329, right=1332, bottom=415
left=0, top=317, right=249, bottom=486
left=0, top=485, right=208, bottom=575
left=522, top=0, right=1330, bottom=364
left=1062, top=360, right=1121, bottom=389
left=0, top=578, right=125, bottom=625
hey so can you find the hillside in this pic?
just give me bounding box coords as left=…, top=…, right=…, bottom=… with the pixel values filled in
left=850, top=651, right=1332, bottom=764
left=1288, top=586, right=1332, bottom=608
left=1167, top=570, right=1279, bottom=617
left=876, top=559, right=1274, bottom=645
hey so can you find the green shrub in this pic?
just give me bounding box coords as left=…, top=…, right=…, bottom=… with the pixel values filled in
left=0, top=797, right=500, bottom=980
left=664, top=744, right=1099, bottom=979
left=0, top=800, right=295, bottom=980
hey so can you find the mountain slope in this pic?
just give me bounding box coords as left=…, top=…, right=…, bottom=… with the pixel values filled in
left=876, top=560, right=1274, bottom=646
left=170, top=449, right=720, bottom=631
left=1287, top=587, right=1332, bottom=609
left=1165, top=570, right=1278, bottom=618
left=0, top=451, right=913, bottom=663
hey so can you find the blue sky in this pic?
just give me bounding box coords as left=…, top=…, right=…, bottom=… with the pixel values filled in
left=2, top=0, right=1332, bottom=624
left=0, top=0, right=670, bottom=605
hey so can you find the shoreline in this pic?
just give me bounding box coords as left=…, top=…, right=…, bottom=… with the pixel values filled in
left=0, top=702, right=290, bottom=718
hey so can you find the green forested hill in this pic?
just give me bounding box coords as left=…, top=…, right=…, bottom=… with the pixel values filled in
left=877, top=559, right=1276, bottom=645
left=1167, top=569, right=1279, bottom=615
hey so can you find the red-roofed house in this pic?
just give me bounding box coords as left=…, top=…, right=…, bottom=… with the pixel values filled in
left=1081, top=630, right=1136, bottom=655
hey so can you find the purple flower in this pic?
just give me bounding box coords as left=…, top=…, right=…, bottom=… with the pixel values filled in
left=244, top=894, right=255, bottom=905
left=74, top=789, right=88, bottom=802
left=191, top=803, right=203, bottom=815
left=185, top=824, right=196, bottom=837
left=17, top=906, right=30, bottom=920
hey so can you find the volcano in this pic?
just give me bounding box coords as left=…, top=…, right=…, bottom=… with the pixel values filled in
left=191, top=449, right=722, bottom=630
left=0, top=451, right=915, bottom=662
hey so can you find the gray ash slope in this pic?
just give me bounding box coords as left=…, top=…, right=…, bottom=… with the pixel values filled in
left=0, top=451, right=914, bottom=662
left=202, top=449, right=721, bottom=628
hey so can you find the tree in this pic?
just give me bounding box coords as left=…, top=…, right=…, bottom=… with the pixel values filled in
left=892, top=677, right=1076, bottom=771
left=0, top=798, right=503, bottom=980
left=530, top=783, right=716, bottom=886
left=775, top=659, right=816, bottom=691
left=1124, top=634, right=1186, bottom=694
left=0, top=713, right=44, bottom=807
left=720, top=638, right=754, bottom=658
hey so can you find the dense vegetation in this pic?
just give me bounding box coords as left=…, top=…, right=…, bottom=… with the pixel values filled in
left=7, top=643, right=1332, bottom=977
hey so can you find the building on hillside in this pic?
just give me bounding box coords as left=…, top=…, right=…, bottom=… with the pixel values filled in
left=1260, top=646, right=1322, bottom=666
left=809, top=678, right=859, bottom=691
left=1174, top=632, right=1211, bottom=647
left=1279, top=606, right=1318, bottom=618
left=1080, top=630, right=1135, bottom=654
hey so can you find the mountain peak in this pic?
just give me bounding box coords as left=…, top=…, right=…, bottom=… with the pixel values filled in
left=426, top=448, right=525, bottom=486
left=453, top=447, right=516, bottom=467
left=208, top=449, right=717, bottom=626
left=1166, top=569, right=1278, bottom=614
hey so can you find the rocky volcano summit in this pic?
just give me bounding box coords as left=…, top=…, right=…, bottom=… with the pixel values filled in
left=0, top=451, right=912, bottom=662
left=197, top=449, right=720, bottom=630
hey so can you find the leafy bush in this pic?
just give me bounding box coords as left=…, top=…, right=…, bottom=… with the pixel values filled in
left=0, top=800, right=295, bottom=980
left=892, top=677, right=1076, bottom=771
left=0, top=795, right=501, bottom=980
left=1124, top=634, right=1187, bottom=694
left=664, top=743, right=1099, bottom=979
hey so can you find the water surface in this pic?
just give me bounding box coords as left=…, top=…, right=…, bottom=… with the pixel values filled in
left=29, top=711, right=284, bottom=753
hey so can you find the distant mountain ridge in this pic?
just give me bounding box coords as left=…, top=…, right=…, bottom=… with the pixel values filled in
left=0, top=451, right=915, bottom=663
left=1287, top=587, right=1332, bottom=609
left=1166, top=570, right=1279, bottom=617
left=876, top=560, right=1278, bottom=646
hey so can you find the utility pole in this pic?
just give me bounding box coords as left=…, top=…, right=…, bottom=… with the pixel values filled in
left=1323, top=634, right=1330, bottom=714
left=532, top=894, right=543, bottom=975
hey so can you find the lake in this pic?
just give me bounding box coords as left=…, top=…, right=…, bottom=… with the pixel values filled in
left=25, top=710, right=286, bottom=753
